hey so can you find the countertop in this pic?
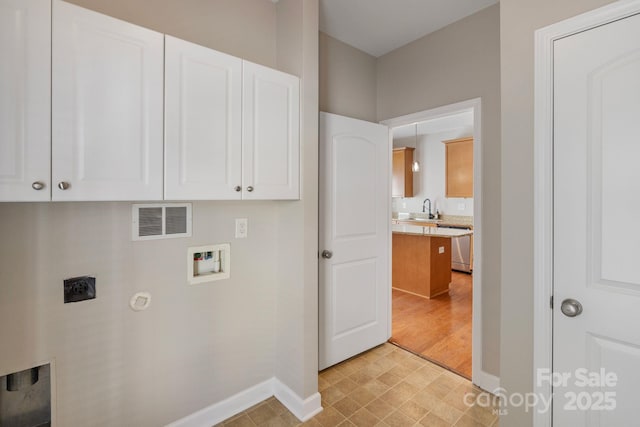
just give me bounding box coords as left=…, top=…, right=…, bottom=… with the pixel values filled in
left=392, top=224, right=473, bottom=238
left=393, top=213, right=473, bottom=229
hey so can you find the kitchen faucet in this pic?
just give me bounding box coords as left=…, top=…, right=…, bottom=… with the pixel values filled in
left=422, top=198, right=434, bottom=219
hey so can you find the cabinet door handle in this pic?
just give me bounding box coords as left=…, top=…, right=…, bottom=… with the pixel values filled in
left=234, top=186, right=241, bottom=192
left=58, top=181, right=70, bottom=190
left=32, top=181, right=45, bottom=191
left=247, top=186, right=254, bottom=192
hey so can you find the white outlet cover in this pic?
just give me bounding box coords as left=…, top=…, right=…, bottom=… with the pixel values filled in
left=439, top=246, right=445, bottom=254
left=235, top=218, right=248, bottom=238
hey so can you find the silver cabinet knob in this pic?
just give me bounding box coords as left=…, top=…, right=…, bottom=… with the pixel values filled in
left=234, top=186, right=241, bottom=192
left=32, top=181, right=45, bottom=190
left=57, top=181, right=70, bottom=190
left=321, top=250, right=333, bottom=259
left=561, top=298, right=583, bottom=317
left=247, top=186, right=254, bottom=192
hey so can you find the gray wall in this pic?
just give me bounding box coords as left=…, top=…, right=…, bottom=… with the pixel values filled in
left=499, top=0, right=614, bottom=425
left=0, top=0, right=319, bottom=425
left=319, top=32, right=377, bottom=122
left=377, top=4, right=502, bottom=377
left=64, top=0, right=278, bottom=68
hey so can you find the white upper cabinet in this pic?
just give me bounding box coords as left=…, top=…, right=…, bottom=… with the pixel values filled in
left=52, top=0, right=164, bottom=201
left=242, top=61, right=300, bottom=200
left=0, top=0, right=51, bottom=201
left=164, top=36, right=243, bottom=200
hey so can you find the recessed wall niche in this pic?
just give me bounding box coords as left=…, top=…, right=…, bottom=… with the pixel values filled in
left=0, top=364, right=51, bottom=427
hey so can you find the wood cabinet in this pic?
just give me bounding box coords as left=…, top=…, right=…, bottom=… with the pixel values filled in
left=0, top=0, right=51, bottom=201
left=164, top=35, right=243, bottom=200
left=242, top=61, right=300, bottom=200
left=392, top=147, right=414, bottom=198
left=443, top=137, right=473, bottom=198
left=392, top=233, right=451, bottom=298
left=52, top=0, right=164, bottom=201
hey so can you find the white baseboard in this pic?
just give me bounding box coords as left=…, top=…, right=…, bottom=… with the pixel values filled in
left=166, top=377, right=323, bottom=427
left=474, top=369, right=500, bottom=394
left=273, top=378, right=323, bottom=422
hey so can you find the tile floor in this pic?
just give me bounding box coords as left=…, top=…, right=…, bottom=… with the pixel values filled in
left=216, top=343, right=499, bottom=427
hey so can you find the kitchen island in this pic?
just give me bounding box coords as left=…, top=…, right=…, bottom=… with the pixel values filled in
left=392, top=224, right=473, bottom=298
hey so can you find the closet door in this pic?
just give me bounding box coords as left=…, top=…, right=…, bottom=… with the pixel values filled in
left=242, top=61, right=300, bottom=200
left=52, top=0, right=164, bottom=201
left=0, top=0, right=51, bottom=201
left=164, top=35, right=242, bottom=200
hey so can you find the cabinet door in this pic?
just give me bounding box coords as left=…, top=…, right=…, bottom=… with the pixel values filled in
left=391, top=148, right=414, bottom=198
left=444, top=137, right=473, bottom=198
left=0, top=0, right=50, bottom=201
left=242, top=61, right=300, bottom=200
left=52, top=0, right=164, bottom=201
left=164, top=36, right=242, bottom=200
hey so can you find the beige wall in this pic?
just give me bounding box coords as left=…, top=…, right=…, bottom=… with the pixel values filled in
left=499, top=0, right=614, bottom=425
left=274, top=0, right=320, bottom=399
left=0, top=0, right=319, bottom=425
left=377, top=4, right=502, bottom=377
left=64, top=0, right=278, bottom=67
left=319, top=32, right=377, bottom=122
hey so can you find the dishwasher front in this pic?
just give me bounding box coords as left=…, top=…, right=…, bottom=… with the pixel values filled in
left=437, top=225, right=472, bottom=273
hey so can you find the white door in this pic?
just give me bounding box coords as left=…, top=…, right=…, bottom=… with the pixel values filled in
left=52, top=0, right=164, bottom=201
left=242, top=61, right=300, bottom=200
left=319, top=112, right=390, bottom=370
left=554, top=12, right=640, bottom=425
left=164, top=35, right=242, bottom=200
left=0, top=0, right=50, bottom=201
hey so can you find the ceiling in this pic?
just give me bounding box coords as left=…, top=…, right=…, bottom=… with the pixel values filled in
left=319, top=0, right=498, bottom=57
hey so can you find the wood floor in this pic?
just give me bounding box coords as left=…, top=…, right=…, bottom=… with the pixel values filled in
left=390, top=271, right=472, bottom=379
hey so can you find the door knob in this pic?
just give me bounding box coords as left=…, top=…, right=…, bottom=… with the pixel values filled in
left=561, top=298, right=583, bottom=317
left=247, top=186, right=254, bottom=192
left=57, top=181, right=70, bottom=190
left=234, top=186, right=241, bottom=192
left=32, top=181, right=45, bottom=190
left=321, top=250, right=333, bottom=259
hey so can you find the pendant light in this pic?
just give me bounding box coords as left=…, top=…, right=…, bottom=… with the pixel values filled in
left=412, top=123, right=421, bottom=172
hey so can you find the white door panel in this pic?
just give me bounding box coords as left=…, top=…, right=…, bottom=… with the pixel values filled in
left=164, top=35, right=242, bottom=200
left=52, top=0, right=164, bottom=201
left=553, top=12, right=640, bottom=425
left=0, top=0, right=50, bottom=201
left=319, top=112, right=390, bottom=370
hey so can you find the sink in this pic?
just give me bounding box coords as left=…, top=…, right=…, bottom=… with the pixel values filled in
left=400, top=217, right=442, bottom=223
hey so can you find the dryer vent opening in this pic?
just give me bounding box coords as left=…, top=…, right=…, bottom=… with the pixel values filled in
left=0, top=364, right=51, bottom=427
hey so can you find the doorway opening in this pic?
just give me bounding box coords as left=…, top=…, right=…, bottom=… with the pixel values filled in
left=381, top=98, right=486, bottom=388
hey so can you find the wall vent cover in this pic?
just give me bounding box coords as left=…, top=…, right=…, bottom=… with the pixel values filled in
left=132, top=203, right=192, bottom=241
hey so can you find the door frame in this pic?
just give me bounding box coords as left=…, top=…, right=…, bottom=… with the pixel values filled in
left=381, top=97, right=497, bottom=392
left=533, top=2, right=640, bottom=426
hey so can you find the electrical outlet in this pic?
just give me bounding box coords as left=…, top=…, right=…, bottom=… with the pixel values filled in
left=235, top=218, right=248, bottom=238
left=458, top=203, right=465, bottom=211
left=64, top=276, right=96, bottom=303
left=439, top=246, right=445, bottom=254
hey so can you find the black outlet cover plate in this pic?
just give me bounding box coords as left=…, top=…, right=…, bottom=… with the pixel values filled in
left=64, top=276, right=96, bottom=303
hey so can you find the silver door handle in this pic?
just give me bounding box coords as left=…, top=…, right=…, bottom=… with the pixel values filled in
left=247, top=186, right=254, bottom=192
left=321, top=250, right=333, bottom=259
left=234, top=186, right=241, bottom=192
left=32, top=181, right=45, bottom=190
left=58, top=181, right=70, bottom=190
left=561, top=298, right=583, bottom=317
